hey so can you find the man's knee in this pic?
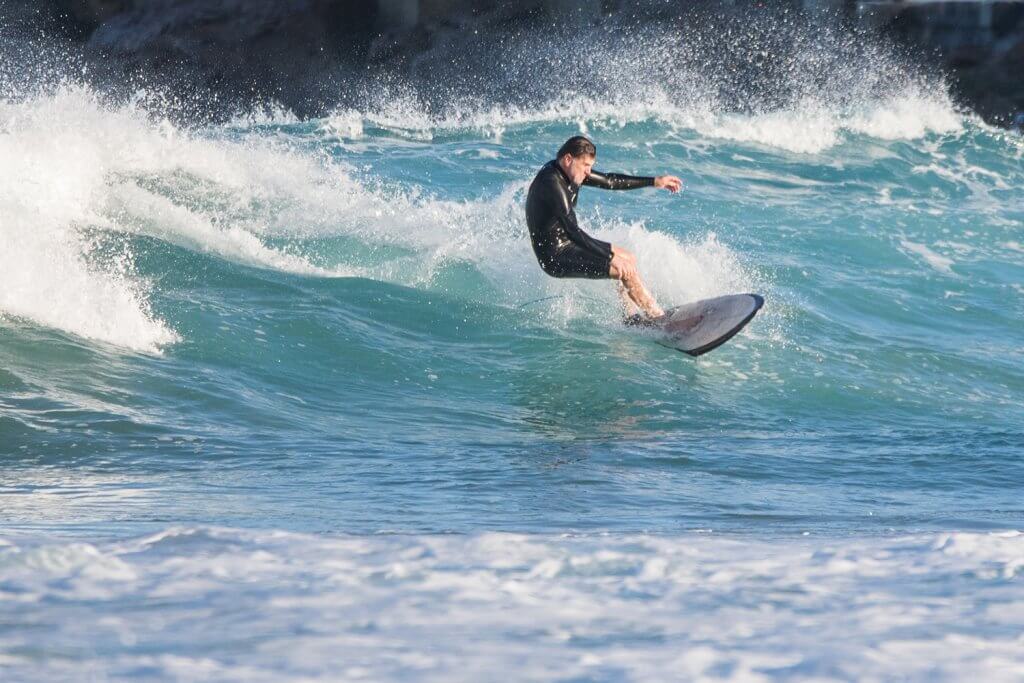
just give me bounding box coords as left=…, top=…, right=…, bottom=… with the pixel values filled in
left=609, top=264, right=632, bottom=282
left=615, top=269, right=641, bottom=286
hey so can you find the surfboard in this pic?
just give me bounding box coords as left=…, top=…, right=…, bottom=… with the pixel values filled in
left=626, top=293, right=764, bottom=356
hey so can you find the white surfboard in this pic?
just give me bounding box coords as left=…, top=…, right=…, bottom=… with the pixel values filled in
left=628, top=293, right=764, bottom=356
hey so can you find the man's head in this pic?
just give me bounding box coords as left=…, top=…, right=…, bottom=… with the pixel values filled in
left=556, top=136, right=596, bottom=185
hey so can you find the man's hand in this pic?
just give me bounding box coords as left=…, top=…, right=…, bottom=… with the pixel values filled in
left=654, top=175, right=683, bottom=193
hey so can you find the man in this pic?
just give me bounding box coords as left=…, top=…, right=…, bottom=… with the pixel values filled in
left=525, top=136, right=682, bottom=319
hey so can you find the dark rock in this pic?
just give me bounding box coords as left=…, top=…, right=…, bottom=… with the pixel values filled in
left=877, top=0, right=1024, bottom=125
left=60, top=0, right=130, bottom=27
left=81, top=0, right=377, bottom=118
left=5, top=0, right=1024, bottom=128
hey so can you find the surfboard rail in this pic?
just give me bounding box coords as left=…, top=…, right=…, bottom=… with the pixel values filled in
left=643, top=293, right=765, bottom=357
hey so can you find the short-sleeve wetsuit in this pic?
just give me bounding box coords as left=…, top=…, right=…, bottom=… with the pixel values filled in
left=525, top=160, right=654, bottom=279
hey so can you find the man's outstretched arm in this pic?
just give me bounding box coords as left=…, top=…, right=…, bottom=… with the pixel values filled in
left=585, top=170, right=682, bottom=192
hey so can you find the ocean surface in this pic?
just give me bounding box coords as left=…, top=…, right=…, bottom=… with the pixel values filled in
left=1, top=28, right=1023, bottom=680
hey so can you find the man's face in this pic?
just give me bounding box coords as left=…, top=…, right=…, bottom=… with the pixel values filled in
left=561, top=153, right=595, bottom=185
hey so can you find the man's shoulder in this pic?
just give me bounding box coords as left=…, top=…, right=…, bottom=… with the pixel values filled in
left=534, top=160, right=558, bottom=177
left=533, top=161, right=567, bottom=188
left=529, top=161, right=556, bottom=189
left=527, top=162, right=570, bottom=217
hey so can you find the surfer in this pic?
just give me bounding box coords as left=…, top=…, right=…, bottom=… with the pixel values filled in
left=525, top=136, right=682, bottom=319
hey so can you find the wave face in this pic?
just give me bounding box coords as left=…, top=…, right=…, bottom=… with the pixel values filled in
left=1, top=18, right=1023, bottom=680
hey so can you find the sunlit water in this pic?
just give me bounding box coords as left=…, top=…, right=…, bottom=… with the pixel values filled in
left=1, top=32, right=1023, bottom=680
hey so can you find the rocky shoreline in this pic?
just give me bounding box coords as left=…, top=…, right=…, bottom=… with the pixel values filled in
left=3, top=0, right=1022, bottom=126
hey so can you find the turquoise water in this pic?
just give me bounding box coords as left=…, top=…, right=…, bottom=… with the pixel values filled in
left=1, top=56, right=1023, bottom=679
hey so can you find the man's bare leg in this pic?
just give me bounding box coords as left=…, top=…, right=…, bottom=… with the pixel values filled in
left=610, top=264, right=663, bottom=318
left=609, top=246, right=664, bottom=318
left=617, top=282, right=640, bottom=317
left=621, top=271, right=664, bottom=318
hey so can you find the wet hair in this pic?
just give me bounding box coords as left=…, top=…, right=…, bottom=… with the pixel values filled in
left=557, top=136, right=597, bottom=159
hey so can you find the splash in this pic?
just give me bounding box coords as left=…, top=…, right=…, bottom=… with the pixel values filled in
left=322, top=86, right=961, bottom=154
left=317, top=14, right=964, bottom=153
left=0, top=86, right=179, bottom=353
left=0, top=86, right=364, bottom=351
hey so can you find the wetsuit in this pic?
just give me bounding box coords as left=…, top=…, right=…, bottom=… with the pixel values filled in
left=525, top=160, right=654, bottom=279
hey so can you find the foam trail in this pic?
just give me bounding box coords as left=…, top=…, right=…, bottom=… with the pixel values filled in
left=106, top=184, right=353, bottom=277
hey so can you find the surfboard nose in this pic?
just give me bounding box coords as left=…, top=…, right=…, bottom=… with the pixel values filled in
left=640, top=293, right=765, bottom=357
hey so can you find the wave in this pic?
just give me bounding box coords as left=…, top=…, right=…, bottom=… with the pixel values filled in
left=1, top=84, right=768, bottom=352
left=0, top=87, right=178, bottom=353
left=0, top=9, right=1010, bottom=354
left=0, top=86, right=367, bottom=352
left=320, top=85, right=964, bottom=154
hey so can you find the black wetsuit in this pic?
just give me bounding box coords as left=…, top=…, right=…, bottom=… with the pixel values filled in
left=525, top=160, right=654, bottom=279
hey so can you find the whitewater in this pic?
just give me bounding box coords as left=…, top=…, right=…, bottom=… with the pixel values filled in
left=2, top=22, right=1024, bottom=681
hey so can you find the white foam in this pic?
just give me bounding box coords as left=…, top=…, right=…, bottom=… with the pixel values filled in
left=0, top=86, right=377, bottom=351
left=0, top=87, right=180, bottom=353
left=679, top=87, right=962, bottom=154
left=224, top=103, right=300, bottom=128
left=321, top=91, right=693, bottom=143
left=106, top=184, right=352, bottom=277
left=2, top=528, right=1023, bottom=680
left=847, top=90, right=963, bottom=140
left=318, top=80, right=963, bottom=155
left=593, top=225, right=753, bottom=307
left=321, top=109, right=364, bottom=138
left=705, top=104, right=842, bottom=154
left=1004, top=241, right=1024, bottom=254
left=900, top=240, right=956, bottom=275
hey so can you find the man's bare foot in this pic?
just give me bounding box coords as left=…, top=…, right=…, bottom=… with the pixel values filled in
left=623, top=313, right=658, bottom=328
